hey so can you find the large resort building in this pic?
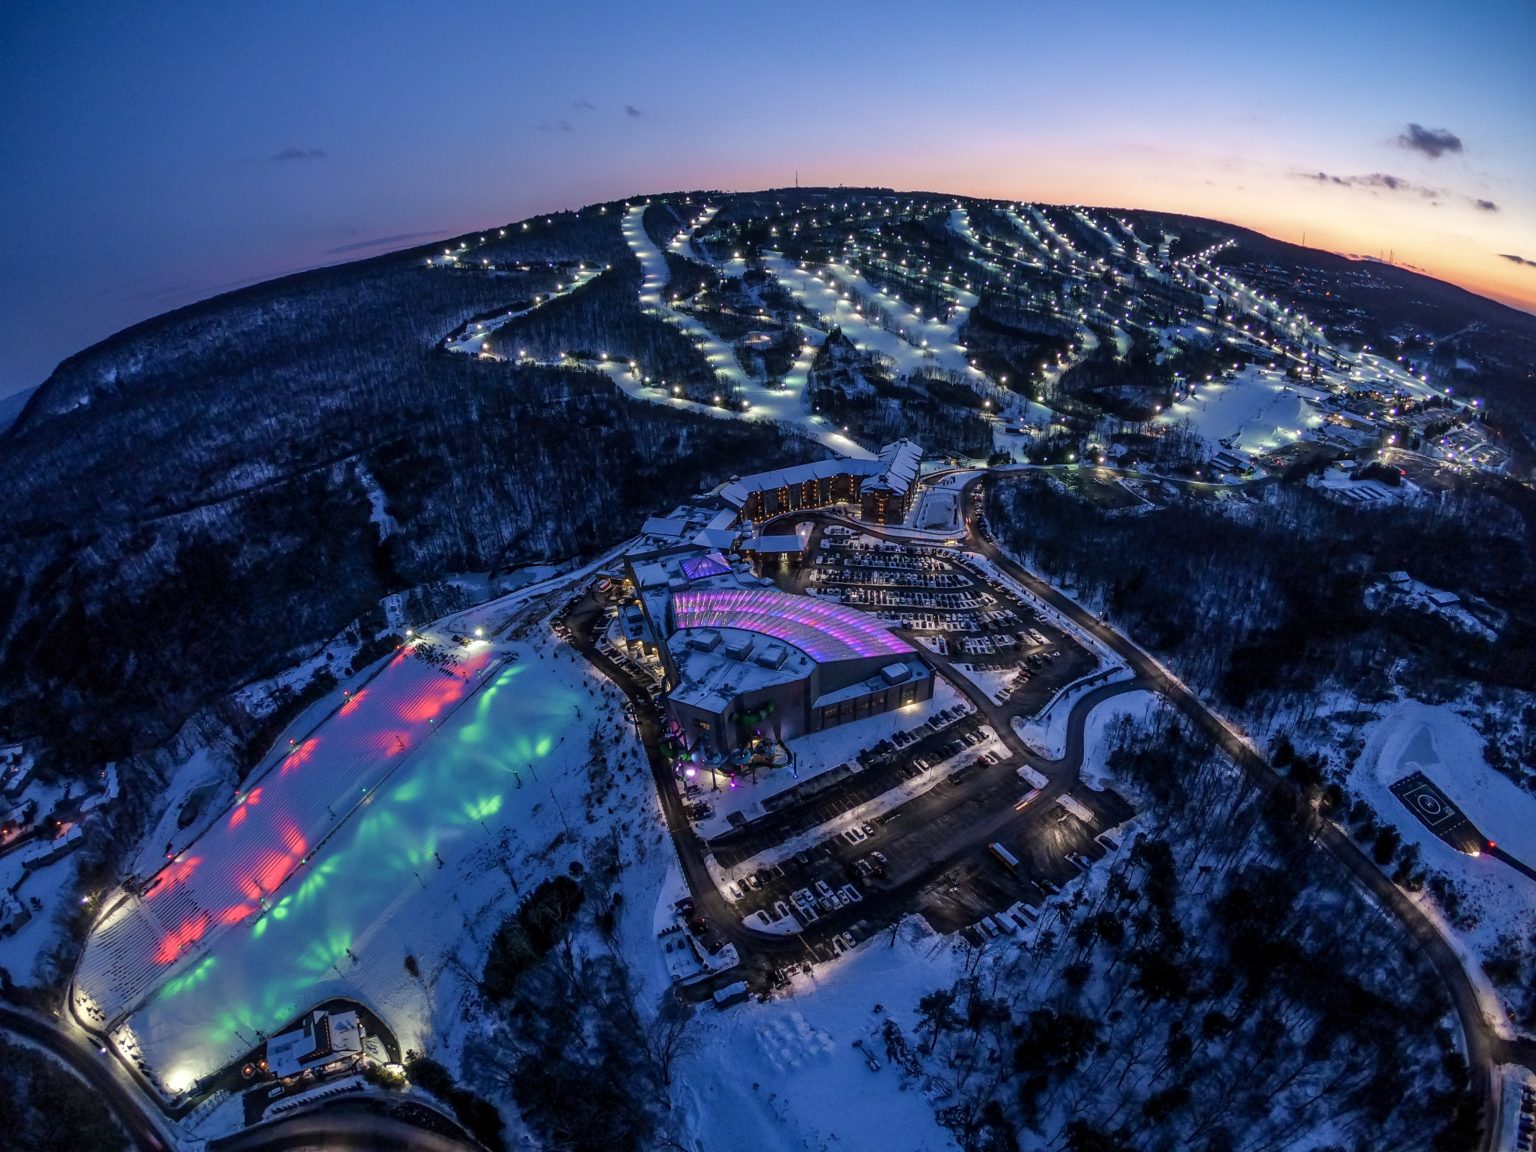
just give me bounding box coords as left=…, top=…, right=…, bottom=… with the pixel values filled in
left=720, top=439, right=921, bottom=526
left=624, top=548, right=931, bottom=759
left=613, top=440, right=932, bottom=763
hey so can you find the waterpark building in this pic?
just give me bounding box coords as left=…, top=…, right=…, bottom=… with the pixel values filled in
left=624, top=547, right=931, bottom=758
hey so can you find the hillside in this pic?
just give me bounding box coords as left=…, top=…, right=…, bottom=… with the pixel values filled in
left=0, top=199, right=811, bottom=768
left=1133, top=209, right=1536, bottom=445
left=2, top=186, right=1532, bottom=779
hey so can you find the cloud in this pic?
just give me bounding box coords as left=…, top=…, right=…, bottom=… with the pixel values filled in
left=1398, top=123, right=1463, bottom=159
left=1302, top=170, right=1495, bottom=212
left=271, top=146, right=326, bottom=162
left=1500, top=253, right=1536, bottom=269
left=537, top=118, right=574, bottom=132
left=1305, top=170, right=1422, bottom=194
left=327, top=231, right=445, bottom=255
left=571, top=99, right=595, bottom=111
left=625, top=104, right=642, bottom=118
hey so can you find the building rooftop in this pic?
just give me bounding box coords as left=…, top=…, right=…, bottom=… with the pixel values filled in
left=633, top=504, right=743, bottom=552
left=671, top=587, right=915, bottom=664
left=811, top=657, right=927, bottom=709
left=266, top=1009, right=363, bottom=1080
left=744, top=534, right=807, bottom=553
left=668, top=626, right=814, bottom=713
left=866, top=439, right=922, bottom=495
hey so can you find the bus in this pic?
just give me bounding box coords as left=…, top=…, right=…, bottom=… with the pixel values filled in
left=989, top=842, right=1019, bottom=870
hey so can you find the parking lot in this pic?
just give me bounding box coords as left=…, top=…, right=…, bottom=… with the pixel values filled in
left=706, top=701, right=993, bottom=869
left=714, top=747, right=1133, bottom=942
left=560, top=521, right=1140, bottom=967
left=799, top=534, right=1096, bottom=717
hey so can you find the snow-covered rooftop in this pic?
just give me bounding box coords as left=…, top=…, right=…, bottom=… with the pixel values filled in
left=742, top=534, right=806, bottom=553
left=667, top=627, right=814, bottom=712
left=718, top=440, right=921, bottom=509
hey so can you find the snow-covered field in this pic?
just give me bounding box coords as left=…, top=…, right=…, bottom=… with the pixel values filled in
left=77, top=641, right=502, bottom=1027
left=1076, top=690, right=1162, bottom=795
left=93, top=623, right=650, bottom=1100
left=675, top=921, right=964, bottom=1152
left=1342, top=699, right=1536, bottom=1033
left=1156, top=364, right=1327, bottom=455
left=0, top=853, right=80, bottom=982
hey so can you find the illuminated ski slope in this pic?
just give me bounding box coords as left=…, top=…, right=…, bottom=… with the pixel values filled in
left=443, top=266, right=601, bottom=355
left=73, top=642, right=497, bottom=1029
left=760, top=253, right=990, bottom=389
left=616, top=203, right=873, bottom=458
left=98, top=649, right=589, bottom=1095
left=1157, top=364, right=1328, bottom=454
left=1004, top=207, right=1055, bottom=260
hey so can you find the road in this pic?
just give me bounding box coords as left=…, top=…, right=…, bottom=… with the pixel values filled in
left=560, top=524, right=1157, bottom=963
left=0, top=1003, right=173, bottom=1151
left=210, top=1103, right=476, bottom=1152
left=957, top=475, right=1521, bottom=1151
left=1, top=1003, right=482, bottom=1152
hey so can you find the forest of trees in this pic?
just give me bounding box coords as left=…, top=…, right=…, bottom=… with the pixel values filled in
left=0, top=206, right=808, bottom=774
left=913, top=711, right=1476, bottom=1152
left=0, top=1036, right=127, bottom=1151
left=807, top=328, right=992, bottom=457
left=985, top=471, right=1536, bottom=726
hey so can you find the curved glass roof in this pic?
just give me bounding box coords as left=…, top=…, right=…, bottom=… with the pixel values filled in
left=671, top=587, right=914, bottom=664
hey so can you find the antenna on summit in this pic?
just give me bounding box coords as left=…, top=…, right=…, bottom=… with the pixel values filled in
left=795, top=169, right=799, bottom=189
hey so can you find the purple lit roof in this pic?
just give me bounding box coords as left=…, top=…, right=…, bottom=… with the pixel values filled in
left=671, top=587, right=915, bottom=664
left=680, top=553, right=732, bottom=581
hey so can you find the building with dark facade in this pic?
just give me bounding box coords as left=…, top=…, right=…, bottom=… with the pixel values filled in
left=719, top=439, right=921, bottom=526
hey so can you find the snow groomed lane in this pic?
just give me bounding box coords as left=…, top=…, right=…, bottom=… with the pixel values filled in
left=72, top=639, right=515, bottom=1082
left=111, top=653, right=587, bottom=1097
left=443, top=265, right=602, bottom=355
left=615, top=203, right=875, bottom=458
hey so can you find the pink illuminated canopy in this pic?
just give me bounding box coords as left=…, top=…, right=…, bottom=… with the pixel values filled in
left=671, top=587, right=914, bottom=663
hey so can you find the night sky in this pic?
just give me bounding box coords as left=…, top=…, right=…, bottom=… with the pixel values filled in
left=2, top=0, right=1532, bottom=400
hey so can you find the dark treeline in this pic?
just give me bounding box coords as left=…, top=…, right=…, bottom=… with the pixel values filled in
left=0, top=1035, right=128, bottom=1151
left=921, top=709, right=1473, bottom=1151
left=1038, top=205, right=1116, bottom=261
left=0, top=210, right=805, bottom=773
left=642, top=201, right=684, bottom=249
left=485, top=264, right=728, bottom=402
left=986, top=472, right=1536, bottom=721
left=808, top=328, right=992, bottom=456
left=959, top=299, right=1074, bottom=398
